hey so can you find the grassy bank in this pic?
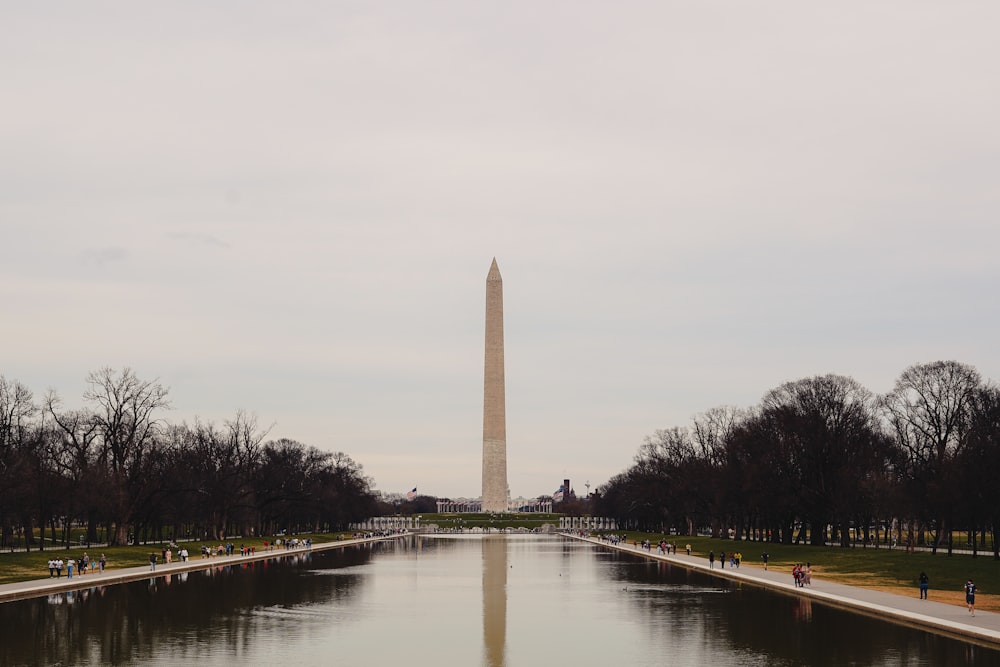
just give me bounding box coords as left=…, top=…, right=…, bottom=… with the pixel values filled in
left=0, top=532, right=354, bottom=586
left=607, top=532, right=1000, bottom=612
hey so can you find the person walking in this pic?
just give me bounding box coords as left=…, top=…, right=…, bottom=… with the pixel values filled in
left=918, top=572, right=929, bottom=599
left=708, top=551, right=715, bottom=569
left=149, top=552, right=157, bottom=571
left=99, top=553, right=106, bottom=573
left=965, top=579, right=977, bottom=616
left=762, top=552, right=769, bottom=571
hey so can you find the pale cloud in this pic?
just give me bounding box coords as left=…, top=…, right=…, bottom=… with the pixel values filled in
left=3, top=1, right=1000, bottom=498
left=166, top=232, right=231, bottom=249
left=80, top=246, right=128, bottom=266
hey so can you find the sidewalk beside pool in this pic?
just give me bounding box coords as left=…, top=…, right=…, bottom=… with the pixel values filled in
left=0, top=534, right=402, bottom=604
left=567, top=533, right=1000, bottom=650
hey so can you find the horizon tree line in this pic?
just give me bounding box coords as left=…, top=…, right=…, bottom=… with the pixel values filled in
left=590, top=360, right=1000, bottom=559
left=7, top=361, right=998, bottom=557
left=0, top=367, right=379, bottom=551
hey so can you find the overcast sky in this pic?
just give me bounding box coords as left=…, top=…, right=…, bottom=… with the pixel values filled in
left=4, top=2, right=999, bottom=500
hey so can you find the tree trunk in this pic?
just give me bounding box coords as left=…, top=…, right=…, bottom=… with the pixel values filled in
left=809, top=519, right=826, bottom=546
left=114, top=521, right=128, bottom=546
left=839, top=520, right=851, bottom=547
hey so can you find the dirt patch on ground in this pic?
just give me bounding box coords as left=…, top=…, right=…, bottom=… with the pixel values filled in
left=741, top=564, right=1000, bottom=613
left=817, top=573, right=999, bottom=613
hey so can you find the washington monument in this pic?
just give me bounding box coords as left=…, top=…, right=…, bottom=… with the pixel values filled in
left=482, top=258, right=509, bottom=512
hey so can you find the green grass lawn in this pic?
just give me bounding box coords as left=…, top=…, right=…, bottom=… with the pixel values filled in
left=0, top=532, right=353, bottom=586
left=607, top=532, right=1000, bottom=611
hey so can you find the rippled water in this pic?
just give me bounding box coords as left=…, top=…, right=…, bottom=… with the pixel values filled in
left=1, top=534, right=998, bottom=666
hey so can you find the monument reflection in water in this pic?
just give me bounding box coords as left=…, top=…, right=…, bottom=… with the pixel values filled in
left=482, top=536, right=507, bottom=667
left=1, top=535, right=999, bottom=666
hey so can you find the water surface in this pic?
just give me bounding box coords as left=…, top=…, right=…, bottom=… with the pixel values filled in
left=1, top=534, right=998, bottom=666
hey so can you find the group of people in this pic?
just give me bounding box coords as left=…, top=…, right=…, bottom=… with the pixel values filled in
left=657, top=540, right=678, bottom=555
left=595, top=533, right=630, bottom=546
left=149, top=547, right=190, bottom=570
left=47, top=552, right=106, bottom=578
left=199, top=543, right=257, bottom=558
left=792, top=562, right=812, bottom=587
left=706, top=550, right=743, bottom=569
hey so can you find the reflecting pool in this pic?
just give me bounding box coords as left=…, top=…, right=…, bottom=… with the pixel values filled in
left=1, top=534, right=998, bottom=666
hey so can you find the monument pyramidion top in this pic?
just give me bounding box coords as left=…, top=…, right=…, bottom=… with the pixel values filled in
left=487, top=257, right=502, bottom=282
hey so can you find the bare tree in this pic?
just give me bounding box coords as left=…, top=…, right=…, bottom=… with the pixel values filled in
left=692, top=406, right=744, bottom=466
left=83, top=367, right=170, bottom=545
left=691, top=406, right=746, bottom=538
left=0, top=376, right=36, bottom=450
left=45, top=391, right=103, bottom=546
left=761, top=374, right=886, bottom=546
left=639, top=427, right=695, bottom=468
left=0, top=377, right=38, bottom=550
left=959, top=384, right=1000, bottom=560
left=191, top=411, right=270, bottom=539
left=880, top=360, right=981, bottom=554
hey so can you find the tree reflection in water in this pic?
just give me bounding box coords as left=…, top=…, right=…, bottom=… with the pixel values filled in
left=0, top=548, right=373, bottom=665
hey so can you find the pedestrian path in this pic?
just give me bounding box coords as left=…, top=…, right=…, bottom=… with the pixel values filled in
left=0, top=535, right=400, bottom=604
left=567, top=533, right=1000, bottom=649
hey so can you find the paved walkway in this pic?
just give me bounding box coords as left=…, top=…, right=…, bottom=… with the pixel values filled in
left=0, top=535, right=399, bottom=604
left=566, top=533, right=1000, bottom=649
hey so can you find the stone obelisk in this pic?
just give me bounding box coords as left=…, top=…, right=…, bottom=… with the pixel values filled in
left=482, top=258, right=508, bottom=513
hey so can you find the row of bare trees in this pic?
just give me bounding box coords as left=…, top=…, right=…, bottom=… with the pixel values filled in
left=0, top=368, right=378, bottom=550
left=591, top=361, right=1000, bottom=558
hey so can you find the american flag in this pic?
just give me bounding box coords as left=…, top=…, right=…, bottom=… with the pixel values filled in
left=552, top=485, right=564, bottom=502
left=405, top=487, right=417, bottom=501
